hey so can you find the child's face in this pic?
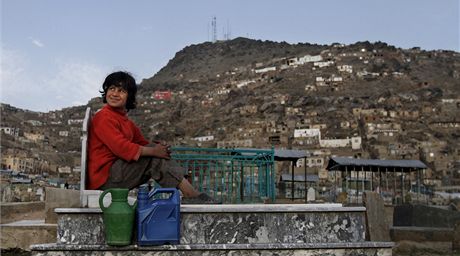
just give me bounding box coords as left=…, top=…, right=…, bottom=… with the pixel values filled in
left=106, top=85, right=128, bottom=110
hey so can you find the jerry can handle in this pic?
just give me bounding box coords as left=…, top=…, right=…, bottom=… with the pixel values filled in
left=99, top=189, right=112, bottom=211
left=148, top=188, right=178, bottom=199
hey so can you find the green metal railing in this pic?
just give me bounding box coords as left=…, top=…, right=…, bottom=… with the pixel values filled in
left=171, top=147, right=275, bottom=203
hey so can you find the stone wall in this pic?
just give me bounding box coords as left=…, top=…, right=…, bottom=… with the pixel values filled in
left=1, top=222, right=56, bottom=249
left=0, top=202, right=44, bottom=224
left=393, top=204, right=460, bottom=228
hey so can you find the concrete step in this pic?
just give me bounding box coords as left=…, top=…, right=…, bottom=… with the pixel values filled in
left=53, top=204, right=368, bottom=245
left=31, top=241, right=394, bottom=255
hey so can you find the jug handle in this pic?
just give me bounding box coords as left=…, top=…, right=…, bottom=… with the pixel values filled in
left=99, top=189, right=112, bottom=211
left=148, top=188, right=178, bottom=199
left=131, top=200, right=138, bottom=210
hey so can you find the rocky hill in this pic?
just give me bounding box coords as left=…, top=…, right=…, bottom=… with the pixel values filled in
left=1, top=38, right=459, bottom=184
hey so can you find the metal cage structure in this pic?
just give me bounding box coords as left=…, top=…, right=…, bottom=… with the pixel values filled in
left=171, top=147, right=275, bottom=203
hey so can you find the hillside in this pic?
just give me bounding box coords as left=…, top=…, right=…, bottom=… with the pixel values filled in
left=1, top=38, right=459, bottom=185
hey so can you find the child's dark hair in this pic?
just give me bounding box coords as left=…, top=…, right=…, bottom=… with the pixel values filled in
left=100, top=71, right=137, bottom=110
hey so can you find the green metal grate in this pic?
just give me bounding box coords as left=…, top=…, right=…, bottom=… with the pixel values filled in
left=171, top=147, right=275, bottom=203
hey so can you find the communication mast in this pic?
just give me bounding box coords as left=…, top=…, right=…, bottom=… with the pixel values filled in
left=212, top=16, right=217, bottom=42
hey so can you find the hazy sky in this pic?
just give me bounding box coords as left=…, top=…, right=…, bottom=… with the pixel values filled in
left=1, top=0, right=459, bottom=112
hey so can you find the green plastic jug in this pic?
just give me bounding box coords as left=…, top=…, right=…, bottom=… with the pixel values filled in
left=99, top=188, right=137, bottom=246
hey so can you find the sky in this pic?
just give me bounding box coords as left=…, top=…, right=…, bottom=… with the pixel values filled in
left=1, top=0, right=459, bottom=112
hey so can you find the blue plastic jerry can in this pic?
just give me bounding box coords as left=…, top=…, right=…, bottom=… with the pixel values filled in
left=136, top=187, right=181, bottom=246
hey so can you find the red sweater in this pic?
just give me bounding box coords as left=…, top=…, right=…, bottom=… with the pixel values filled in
left=87, top=105, right=149, bottom=189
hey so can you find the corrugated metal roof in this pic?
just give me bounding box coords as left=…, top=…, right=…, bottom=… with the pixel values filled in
left=326, top=157, right=427, bottom=171
left=235, top=148, right=310, bottom=161
left=281, top=174, right=319, bottom=182
left=274, top=149, right=310, bottom=160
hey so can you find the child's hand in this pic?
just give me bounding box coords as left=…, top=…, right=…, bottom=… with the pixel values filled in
left=151, top=144, right=171, bottom=159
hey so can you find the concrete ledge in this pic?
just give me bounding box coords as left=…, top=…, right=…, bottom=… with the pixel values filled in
left=55, top=208, right=102, bottom=213
left=181, top=204, right=365, bottom=213
left=55, top=203, right=364, bottom=214
left=1, top=219, right=56, bottom=227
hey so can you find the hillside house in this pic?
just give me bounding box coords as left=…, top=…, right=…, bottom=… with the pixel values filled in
left=309, top=124, right=327, bottom=130
left=69, top=126, right=81, bottom=135
left=1, top=155, right=49, bottom=174
left=392, top=72, right=404, bottom=77
left=366, top=123, right=401, bottom=140
left=356, top=70, right=380, bottom=79
left=353, top=108, right=387, bottom=117
left=320, top=136, right=361, bottom=150
left=273, top=123, right=287, bottom=134
left=67, top=119, right=84, bottom=125
left=305, top=84, right=317, bottom=91
left=430, top=121, right=460, bottom=128
left=294, top=128, right=321, bottom=138
left=239, top=105, right=258, bottom=115
left=441, top=98, right=460, bottom=104
left=153, top=90, right=172, bottom=101
left=285, top=107, right=301, bottom=115
left=305, top=111, right=318, bottom=117
left=192, top=135, right=214, bottom=142
left=270, top=94, right=289, bottom=105
left=340, top=121, right=351, bottom=128
left=248, top=119, right=270, bottom=128
left=26, top=120, right=43, bottom=126
left=288, top=55, right=322, bottom=66
left=330, top=76, right=343, bottom=84
left=280, top=64, right=290, bottom=70
left=238, top=127, right=263, bottom=138
left=23, top=132, right=45, bottom=142
left=255, top=62, right=264, bottom=68
left=397, top=110, right=420, bottom=120
left=58, top=131, right=69, bottom=137
left=313, top=61, right=334, bottom=68
left=0, top=127, right=20, bottom=137
left=217, top=139, right=253, bottom=149
left=58, top=166, right=72, bottom=174
left=47, top=112, right=57, bottom=119
left=293, top=128, right=321, bottom=146
left=200, top=99, right=214, bottom=107
left=216, top=88, right=230, bottom=95
left=296, top=156, right=325, bottom=168
left=236, top=79, right=256, bottom=88
left=254, top=66, right=276, bottom=74
left=316, top=77, right=326, bottom=86
left=268, top=135, right=288, bottom=146
left=293, top=137, right=320, bottom=146
left=337, top=65, right=353, bottom=73
left=388, top=143, right=418, bottom=159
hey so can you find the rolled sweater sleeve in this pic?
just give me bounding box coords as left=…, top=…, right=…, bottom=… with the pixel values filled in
left=92, top=114, right=144, bottom=162
left=132, top=123, right=150, bottom=146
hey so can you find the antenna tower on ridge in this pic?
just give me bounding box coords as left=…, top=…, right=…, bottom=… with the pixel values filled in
left=212, top=16, right=217, bottom=42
